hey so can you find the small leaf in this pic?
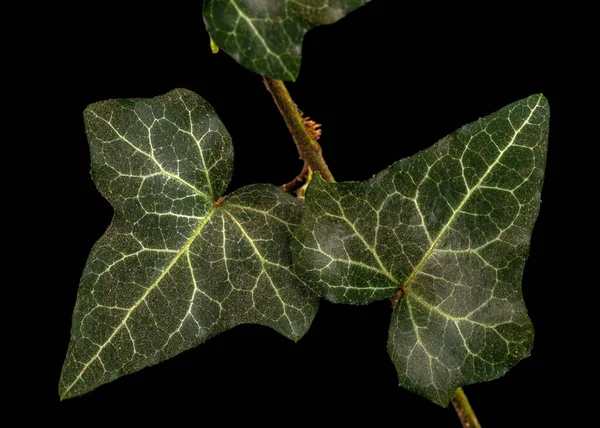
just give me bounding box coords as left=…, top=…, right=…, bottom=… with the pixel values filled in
left=203, top=0, right=371, bottom=81
left=293, top=94, right=549, bottom=405
left=60, top=89, right=319, bottom=399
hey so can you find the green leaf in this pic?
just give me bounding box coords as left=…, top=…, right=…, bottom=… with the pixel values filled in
left=60, top=88, right=319, bottom=400
left=203, top=0, right=371, bottom=81
left=293, top=94, right=549, bottom=405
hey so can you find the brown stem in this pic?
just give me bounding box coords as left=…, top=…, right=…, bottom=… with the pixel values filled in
left=281, top=162, right=309, bottom=195
left=263, top=76, right=335, bottom=182
left=451, top=388, right=482, bottom=428
left=389, top=285, right=407, bottom=309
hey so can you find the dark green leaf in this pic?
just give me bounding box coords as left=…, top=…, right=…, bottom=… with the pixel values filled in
left=293, top=94, right=549, bottom=405
left=203, top=0, right=371, bottom=80
left=60, top=89, right=319, bottom=399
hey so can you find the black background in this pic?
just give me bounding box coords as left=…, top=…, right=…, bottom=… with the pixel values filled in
left=36, top=1, right=577, bottom=426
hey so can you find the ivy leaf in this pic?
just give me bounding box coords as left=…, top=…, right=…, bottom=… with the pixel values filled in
left=293, top=94, right=549, bottom=405
left=60, top=89, right=319, bottom=400
left=203, top=0, right=371, bottom=81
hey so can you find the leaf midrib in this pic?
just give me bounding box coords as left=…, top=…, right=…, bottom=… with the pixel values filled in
left=403, top=96, right=542, bottom=292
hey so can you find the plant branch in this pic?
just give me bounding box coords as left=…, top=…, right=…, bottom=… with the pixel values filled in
left=451, top=388, right=482, bottom=428
left=263, top=76, right=335, bottom=182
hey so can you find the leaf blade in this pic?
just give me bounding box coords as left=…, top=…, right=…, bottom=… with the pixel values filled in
left=293, top=94, right=549, bottom=404
left=60, top=89, right=318, bottom=399
left=203, top=0, right=371, bottom=80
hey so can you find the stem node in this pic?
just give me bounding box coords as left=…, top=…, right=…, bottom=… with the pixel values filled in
left=263, top=76, right=335, bottom=183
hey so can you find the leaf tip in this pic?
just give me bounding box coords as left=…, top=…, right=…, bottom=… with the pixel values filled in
left=58, top=386, right=69, bottom=402
left=58, top=376, right=77, bottom=401
left=535, top=93, right=548, bottom=105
